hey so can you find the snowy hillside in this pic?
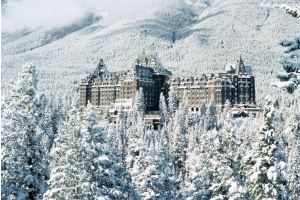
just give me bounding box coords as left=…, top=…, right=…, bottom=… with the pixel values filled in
left=2, top=1, right=300, bottom=199
left=1, top=0, right=300, bottom=103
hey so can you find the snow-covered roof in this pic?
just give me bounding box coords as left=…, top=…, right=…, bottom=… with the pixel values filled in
left=225, top=63, right=253, bottom=75
left=244, top=65, right=253, bottom=75
left=225, top=63, right=236, bottom=73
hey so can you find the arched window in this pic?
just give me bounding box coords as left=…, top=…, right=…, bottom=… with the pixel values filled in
left=191, top=107, right=194, bottom=112
left=196, top=107, right=199, bottom=112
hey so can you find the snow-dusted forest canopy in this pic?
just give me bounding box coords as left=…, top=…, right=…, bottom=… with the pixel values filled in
left=1, top=63, right=300, bottom=199
left=273, top=37, right=300, bottom=93
left=1, top=0, right=300, bottom=199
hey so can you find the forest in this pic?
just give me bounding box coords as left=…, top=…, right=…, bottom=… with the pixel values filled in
left=1, top=1, right=300, bottom=199
left=1, top=37, right=300, bottom=200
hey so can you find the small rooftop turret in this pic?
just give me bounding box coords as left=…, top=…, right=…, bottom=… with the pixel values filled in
left=94, top=59, right=108, bottom=81
left=236, top=55, right=247, bottom=74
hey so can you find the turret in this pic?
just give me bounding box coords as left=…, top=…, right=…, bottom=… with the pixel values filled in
left=95, top=59, right=107, bottom=81
left=236, top=56, right=247, bottom=74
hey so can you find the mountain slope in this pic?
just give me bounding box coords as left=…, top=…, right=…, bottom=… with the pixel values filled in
left=1, top=0, right=300, bottom=102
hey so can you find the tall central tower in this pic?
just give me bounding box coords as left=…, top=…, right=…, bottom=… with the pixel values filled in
left=95, top=59, right=107, bottom=81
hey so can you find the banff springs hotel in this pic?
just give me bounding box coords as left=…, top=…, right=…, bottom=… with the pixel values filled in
left=80, top=52, right=258, bottom=128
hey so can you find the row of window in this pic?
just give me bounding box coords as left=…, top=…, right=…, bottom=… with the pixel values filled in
left=191, top=107, right=199, bottom=112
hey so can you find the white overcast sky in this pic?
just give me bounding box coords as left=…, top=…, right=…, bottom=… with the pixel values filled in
left=1, top=0, right=175, bottom=32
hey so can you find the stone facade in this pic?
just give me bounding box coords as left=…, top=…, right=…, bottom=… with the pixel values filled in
left=171, top=56, right=256, bottom=113
left=80, top=54, right=256, bottom=115
left=80, top=53, right=171, bottom=115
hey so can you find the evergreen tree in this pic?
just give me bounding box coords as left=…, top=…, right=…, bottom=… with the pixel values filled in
left=158, top=123, right=172, bottom=165
left=133, top=87, right=145, bottom=116
left=80, top=103, right=138, bottom=199
left=159, top=93, right=168, bottom=124
left=1, top=63, right=49, bottom=200
left=126, top=116, right=147, bottom=197
left=45, top=103, right=138, bottom=199
left=209, top=124, right=248, bottom=200
left=126, top=116, right=146, bottom=170
left=219, top=99, right=231, bottom=128
left=273, top=37, right=300, bottom=93
left=107, top=122, right=117, bottom=148
left=46, top=97, right=65, bottom=150
left=205, top=95, right=218, bottom=130
left=158, top=123, right=179, bottom=199
left=171, top=98, right=189, bottom=180
left=115, top=108, right=128, bottom=163
left=134, top=148, right=179, bottom=200
left=126, top=87, right=146, bottom=162
left=243, top=96, right=288, bottom=200
left=286, top=114, right=300, bottom=199
left=43, top=104, right=82, bottom=199
left=288, top=138, right=300, bottom=200
left=127, top=87, right=145, bottom=143
left=200, top=102, right=207, bottom=117
left=168, top=86, right=178, bottom=118
left=129, top=120, right=178, bottom=199
left=184, top=125, right=213, bottom=200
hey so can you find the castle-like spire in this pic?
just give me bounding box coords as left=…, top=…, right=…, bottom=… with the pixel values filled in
left=96, top=59, right=107, bottom=75
left=94, top=59, right=107, bottom=82
left=236, top=55, right=246, bottom=74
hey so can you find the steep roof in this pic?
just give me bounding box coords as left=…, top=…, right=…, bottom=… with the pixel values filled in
left=236, top=56, right=247, bottom=74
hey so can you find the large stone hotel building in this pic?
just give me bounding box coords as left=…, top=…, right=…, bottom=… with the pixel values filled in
left=80, top=53, right=256, bottom=116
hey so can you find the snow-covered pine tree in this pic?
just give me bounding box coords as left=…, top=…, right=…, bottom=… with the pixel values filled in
left=1, top=63, right=49, bottom=200
left=79, top=102, right=139, bottom=199
left=158, top=123, right=180, bottom=198
left=127, top=87, right=145, bottom=144
left=216, top=104, right=223, bottom=127
left=283, top=111, right=300, bottom=152
left=46, top=97, right=65, bottom=148
left=184, top=124, right=213, bottom=200
left=280, top=5, right=300, bottom=18
left=219, top=99, right=231, bottom=128
left=198, top=102, right=207, bottom=128
left=115, top=107, right=128, bottom=162
left=126, top=113, right=146, bottom=166
left=171, top=97, right=189, bottom=181
left=129, top=99, right=174, bottom=198
left=243, top=96, right=288, bottom=200
left=36, top=94, right=53, bottom=183
left=107, top=122, right=117, bottom=148
left=125, top=115, right=147, bottom=197
left=45, top=102, right=139, bottom=199
left=43, top=103, right=83, bottom=200
left=164, top=87, right=178, bottom=152
left=205, top=95, right=218, bottom=130
left=168, top=86, right=178, bottom=118
left=200, top=102, right=207, bottom=117
left=126, top=87, right=146, bottom=160
left=288, top=137, right=300, bottom=200
left=159, top=92, right=168, bottom=124
left=134, top=87, right=145, bottom=116
left=273, top=37, right=300, bottom=93
left=135, top=147, right=179, bottom=200
left=158, top=123, right=172, bottom=165
left=209, top=122, right=248, bottom=200
left=128, top=119, right=178, bottom=199
left=285, top=113, right=300, bottom=199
